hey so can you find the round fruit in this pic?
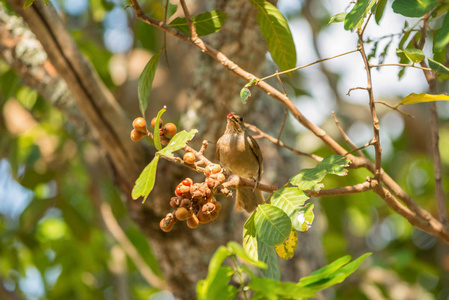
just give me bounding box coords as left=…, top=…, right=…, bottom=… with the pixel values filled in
left=132, top=117, right=147, bottom=133
left=163, top=123, right=177, bottom=138
left=151, top=117, right=163, bottom=128
left=175, top=185, right=182, bottom=197
left=130, top=129, right=144, bottom=142
left=210, top=211, right=219, bottom=221
left=214, top=201, right=222, bottom=212
left=170, top=197, right=179, bottom=208
left=183, top=152, right=195, bottom=165
left=175, top=207, right=192, bottom=221
left=182, top=178, right=193, bottom=186
left=216, top=173, right=226, bottom=183
left=160, top=218, right=174, bottom=232
left=187, top=214, right=199, bottom=229
left=198, top=210, right=211, bottom=224
left=180, top=198, right=191, bottom=207
left=202, top=202, right=216, bottom=214
left=211, top=164, right=222, bottom=174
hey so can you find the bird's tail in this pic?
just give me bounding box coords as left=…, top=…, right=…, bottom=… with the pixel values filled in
left=235, top=188, right=265, bottom=213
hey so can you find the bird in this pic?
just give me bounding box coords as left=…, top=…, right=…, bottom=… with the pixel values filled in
left=216, top=113, right=264, bottom=213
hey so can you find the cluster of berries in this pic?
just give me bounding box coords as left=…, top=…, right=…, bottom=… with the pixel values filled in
left=159, top=164, right=226, bottom=232
left=130, top=117, right=177, bottom=144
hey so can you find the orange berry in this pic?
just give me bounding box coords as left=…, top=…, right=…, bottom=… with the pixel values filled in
left=183, top=152, right=195, bottom=165
left=175, top=207, right=192, bottom=221
left=210, top=211, right=219, bottom=221
left=187, top=214, right=199, bottom=229
left=163, top=123, right=177, bottom=138
left=130, top=129, right=145, bottom=142
left=198, top=210, right=211, bottom=224
left=211, top=164, right=222, bottom=174
left=214, top=201, right=222, bottom=212
left=182, top=178, right=193, bottom=186
left=159, top=215, right=176, bottom=232
left=132, top=117, right=147, bottom=133
left=175, top=185, right=182, bottom=197
left=151, top=117, right=163, bottom=128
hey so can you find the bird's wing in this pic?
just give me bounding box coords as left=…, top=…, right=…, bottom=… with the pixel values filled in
left=247, top=134, right=263, bottom=181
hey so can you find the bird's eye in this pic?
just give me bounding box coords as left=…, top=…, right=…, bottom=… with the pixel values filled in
left=239, top=117, right=244, bottom=122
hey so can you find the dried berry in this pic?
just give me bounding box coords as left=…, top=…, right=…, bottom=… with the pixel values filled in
left=204, top=164, right=222, bottom=177
left=170, top=197, right=180, bottom=208
left=198, top=210, right=211, bottom=224
left=151, top=117, right=163, bottom=128
left=202, top=202, right=216, bottom=214
left=180, top=198, right=191, bottom=207
left=179, top=184, right=191, bottom=196
left=183, top=152, right=195, bottom=165
left=163, top=123, right=177, bottom=138
left=211, top=164, right=222, bottom=174
left=187, top=214, right=199, bottom=229
left=130, top=129, right=145, bottom=142
left=159, top=213, right=176, bottom=232
left=210, top=211, right=219, bottom=221
left=214, top=201, right=222, bottom=212
left=133, top=117, right=147, bottom=133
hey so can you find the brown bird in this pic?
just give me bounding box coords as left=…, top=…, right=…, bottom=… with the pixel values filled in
left=216, top=113, right=264, bottom=212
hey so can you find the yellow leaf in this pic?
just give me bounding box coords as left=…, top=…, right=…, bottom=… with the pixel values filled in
left=398, top=93, right=449, bottom=106
left=275, top=229, right=298, bottom=260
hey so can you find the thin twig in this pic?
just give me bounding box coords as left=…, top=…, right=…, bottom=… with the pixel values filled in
left=275, top=71, right=289, bottom=142
left=370, top=63, right=431, bottom=71
left=163, top=0, right=170, bottom=69
left=357, top=30, right=382, bottom=180
left=374, top=100, right=415, bottom=118
left=179, top=0, right=197, bottom=39
left=100, top=202, right=168, bottom=289
left=305, top=180, right=372, bottom=197
left=347, top=86, right=368, bottom=96
left=259, top=49, right=360, bottom=81
left=332, top=112, right=364, bottom=157
left=245, top=123, right=323, bottom=162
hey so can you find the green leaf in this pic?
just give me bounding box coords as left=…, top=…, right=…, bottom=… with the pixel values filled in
left=245, top=266, right=317, bottom=298
left=299, top=255, right=352, bottom=286
left=289, top=155, right=350, bottom=191
left=153, top=107, right=166, bottom=151
left=300, top=253, right=372, bottom=290
left=197, top=246, right=237, bottom=300
left=23, top=0, right=34, bottom=9
left=397, top=93, right=449, bottom=106
left=243, top=212, right=259, bottom=261
left=396, top=48, right=425, bottom=63
left=169, top=10, right=228, bottom=36
left=428, top=57, right=449, bottom=74
left=138, top=50, right=161, bottom=117
left=392, top=0, right=438, bottom=17
left=157, top=129, right=198, bottom=158
left=255, top=204, right=292, bottom=247
left=435, top=14, right=449, bottom=46
left=271, top=187, right=309, bottom=217
left=275, top=229, right=298, bottom=260
left=227, top=241, right=266, bottom=269
left=258, top=240, right=280, bottom=280
left=131, top=156, right=160, bottom=202
left=328, top=12, right=347, bottom=24
left=344, top=0, right=376, bottom=30
left=197, top=266, right=238, bottom=300
left=292, top=203, right=314, bottom=232
left=251, top=0, right=297, bottom=72
left=375, top=0, right=388, bottom=24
